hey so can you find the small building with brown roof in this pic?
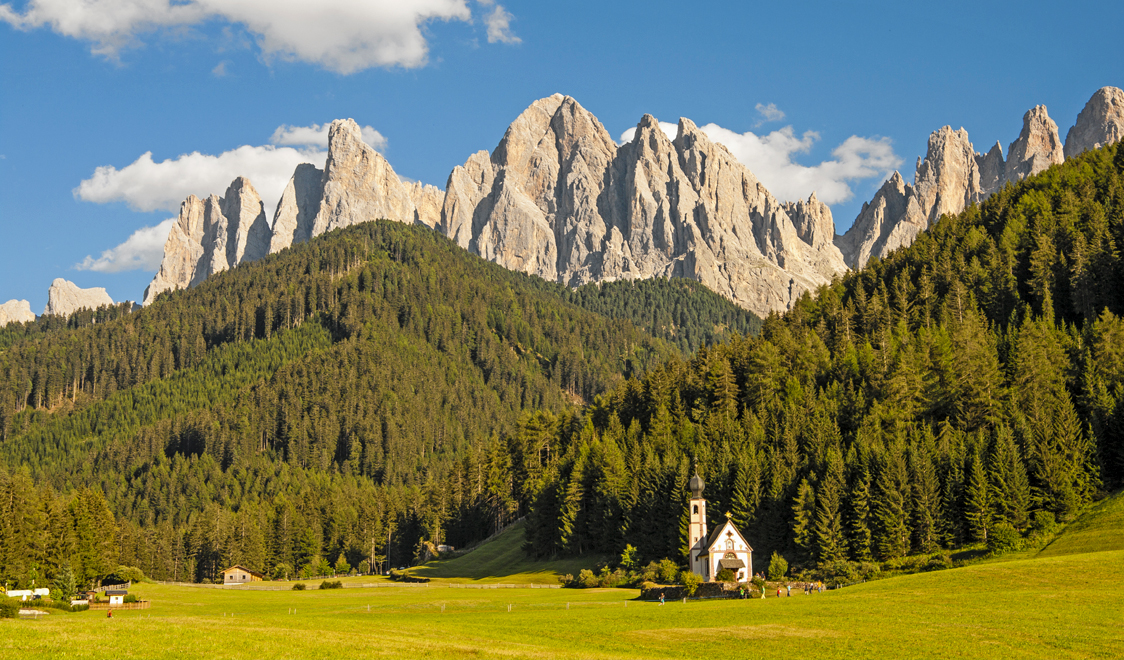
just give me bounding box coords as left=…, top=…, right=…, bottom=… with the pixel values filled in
left=221, top=565, right=265, bottom=584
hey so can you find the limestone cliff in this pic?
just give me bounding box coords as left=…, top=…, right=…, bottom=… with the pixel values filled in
left=441, top=95, right=848, bottom=317
left=44, top=279, right=114, bottom=317
left=1065, top=86, right=1124, bottom=159
left=142, top=178, right=274, bottom=305
left=269, top=163, right=324, bottom=253
left=311, top=119, right=429, bottom=236
left=0, top=299, right=35, bottom=327
left=837, top=103, right=1067, bottom=268
left=1002, top=105, right=1064, bottom=186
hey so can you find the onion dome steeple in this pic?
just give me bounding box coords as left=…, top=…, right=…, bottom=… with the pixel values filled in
left=689, top=472, right=705, bottom=499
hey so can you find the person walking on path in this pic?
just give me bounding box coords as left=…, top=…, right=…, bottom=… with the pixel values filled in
left=786, top=584, right=791, bottom=597
left=659, top=592, right=665, bottom=606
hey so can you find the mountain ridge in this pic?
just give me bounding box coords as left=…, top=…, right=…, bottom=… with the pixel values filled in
left=127, top=86, right=1124, bottom=318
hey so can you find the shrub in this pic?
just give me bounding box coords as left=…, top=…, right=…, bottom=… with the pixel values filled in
left=291, top=583, right=306, bottom=591
left=680, top=570, right=702, bottom=597
left=272, top=563, right=293, bottom=581
left=767, top=552, right=788, bottom=580
left=715, top=568, right=736, bottom=583
left=619, top=545, right=639, bottom=571
left=103, top=565, right=146, bottom=584
left=319, top=580, right=344, bottom=590
left=357, top=560, right=370, bottom=575
left=0, top=597, right=18, bottom=618
left=334, top=554, right=351, bottom=576
left=558, top=574, right=575, bottom=588
left=988, top=522, right=1023, bottom=554
left=657, top=559, right=679, bottom=584
left=578, top=569, right=599, bottom=589
left=123, top=594, right=138, bottom=604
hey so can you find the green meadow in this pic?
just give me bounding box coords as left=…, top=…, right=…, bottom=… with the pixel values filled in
left=3, top=493, right=1123, bottom=660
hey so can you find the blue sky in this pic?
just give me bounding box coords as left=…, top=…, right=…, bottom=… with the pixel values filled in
left=2, top=0, right=1122, bottom=310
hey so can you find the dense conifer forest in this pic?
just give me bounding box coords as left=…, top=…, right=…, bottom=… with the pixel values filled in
left=518, top=143, right=1124, bottom=570
left=2, top=143, right=1120, bottom=590
left=0, top=219, right=757, bottom=586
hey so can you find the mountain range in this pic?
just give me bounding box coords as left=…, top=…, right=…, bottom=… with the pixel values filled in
left=1, top=87, right=1122, bottom=324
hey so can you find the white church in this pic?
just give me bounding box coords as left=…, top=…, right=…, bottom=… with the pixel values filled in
left=688, top=471, right=753, bottom=582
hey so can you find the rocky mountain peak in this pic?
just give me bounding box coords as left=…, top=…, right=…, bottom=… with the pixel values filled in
left=1004, top=105, right=1064, bottom=185
left=913, top=125, right=980, bottom=225
left=221, top=176, right=271, bottom=267
left=0, top=299, right=35, bottom=327
left=1064, top=86, right=1124, bottom=159
left=44, top=278, right=114, bottom=317
left=313, top=117, right=431, bottom=237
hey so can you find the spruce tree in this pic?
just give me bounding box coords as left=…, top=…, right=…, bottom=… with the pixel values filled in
left=964, top=447, right=992, bottom=544
left=812, top=450, right=847, bottom=563
left=791, top=477, right=816, bottom=557
left=846, top=470, right=873, bottom=562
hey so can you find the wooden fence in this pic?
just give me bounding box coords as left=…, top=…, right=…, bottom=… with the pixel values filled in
left=88, top=601, right=150, bottom=610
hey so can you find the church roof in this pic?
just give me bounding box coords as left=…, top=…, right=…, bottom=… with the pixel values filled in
left=702, top=518, right=752, bottom=552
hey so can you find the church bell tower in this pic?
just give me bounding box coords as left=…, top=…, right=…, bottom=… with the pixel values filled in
left=688, top=471, right=708, bottom=578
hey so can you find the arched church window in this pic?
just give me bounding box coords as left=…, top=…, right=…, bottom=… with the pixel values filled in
left=693, top=505, right=698, bottom=514
left=726, top=539, right=733, bottom=551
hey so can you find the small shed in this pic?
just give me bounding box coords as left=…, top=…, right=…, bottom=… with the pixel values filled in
left=105, top=589, right=128, bottom=606
left=221, top=565, right=265, bottom=584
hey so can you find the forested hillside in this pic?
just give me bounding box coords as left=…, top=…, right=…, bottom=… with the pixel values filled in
left=0, top=221, right=754, bottom=587
left=5, top=143, right=1121, bottom=590
left=514, top=143, right=1124, bottom=569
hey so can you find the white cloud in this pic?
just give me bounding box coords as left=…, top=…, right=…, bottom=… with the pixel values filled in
left=74, top=144, right=327, bottom=217
left=75, top=218, right=175, bottom=273
left=481, top=3, right=519, bottom=44
left=211, top=60, right=229, bottom=77
left=619, top=121, right=901, bottom=206
left=75, top=122, right=389, bottom=217
left=270, top=122, right=387, bottom=152
left=0, top=0, right=477, bottom=72
left=754, top=102, right=785, bottom=126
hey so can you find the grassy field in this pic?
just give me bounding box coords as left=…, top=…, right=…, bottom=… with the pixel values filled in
left=410, top=521, right=605, bottom=584
left=3, top=494, right=1122, bottom=659
left=1038, top=490, right=1124, bottom=557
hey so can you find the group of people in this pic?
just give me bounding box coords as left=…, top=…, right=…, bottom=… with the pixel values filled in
left=773, top=581, right=826, bottom=597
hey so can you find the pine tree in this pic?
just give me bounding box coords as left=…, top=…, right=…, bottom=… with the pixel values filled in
left=989, top=426, right=1030, bottom=530
left=846, top=470, right=873, bottom=562
left=812, top=450, right=847, bottom=563
left=964, top=447, right=992, bottom=544
left=873, top=446, right=911, bottom=560
left=909, top=442, right=942, bottom=553
left=791, top=477, right=816, bottom=557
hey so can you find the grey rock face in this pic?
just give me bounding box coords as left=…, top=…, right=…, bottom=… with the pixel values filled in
left=143, top=195, right=207, bottom=305
left=44, top=278, right=114, bottom=317
left=143, top=178, right=276, bottom=305
left=1064, top=86, right=1124, bottom=159
left=835, top=172, right=918, bottom=268
left=221, top=177, right=271, bottom=266
left=838, top=103, right=1068, bottom=269
left=441, top=95, right=848, bottom=317
left=0, top=299, right=35, bottom=327
left=1003, top=105, right=1064, bottom=186
left=408, top=181, right=444, bottom=229
left=976, top=142, right=1005, bottom=196
left=311, top=119, right=424, bottom=237
left=269, top=163, right=324, bottom=253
